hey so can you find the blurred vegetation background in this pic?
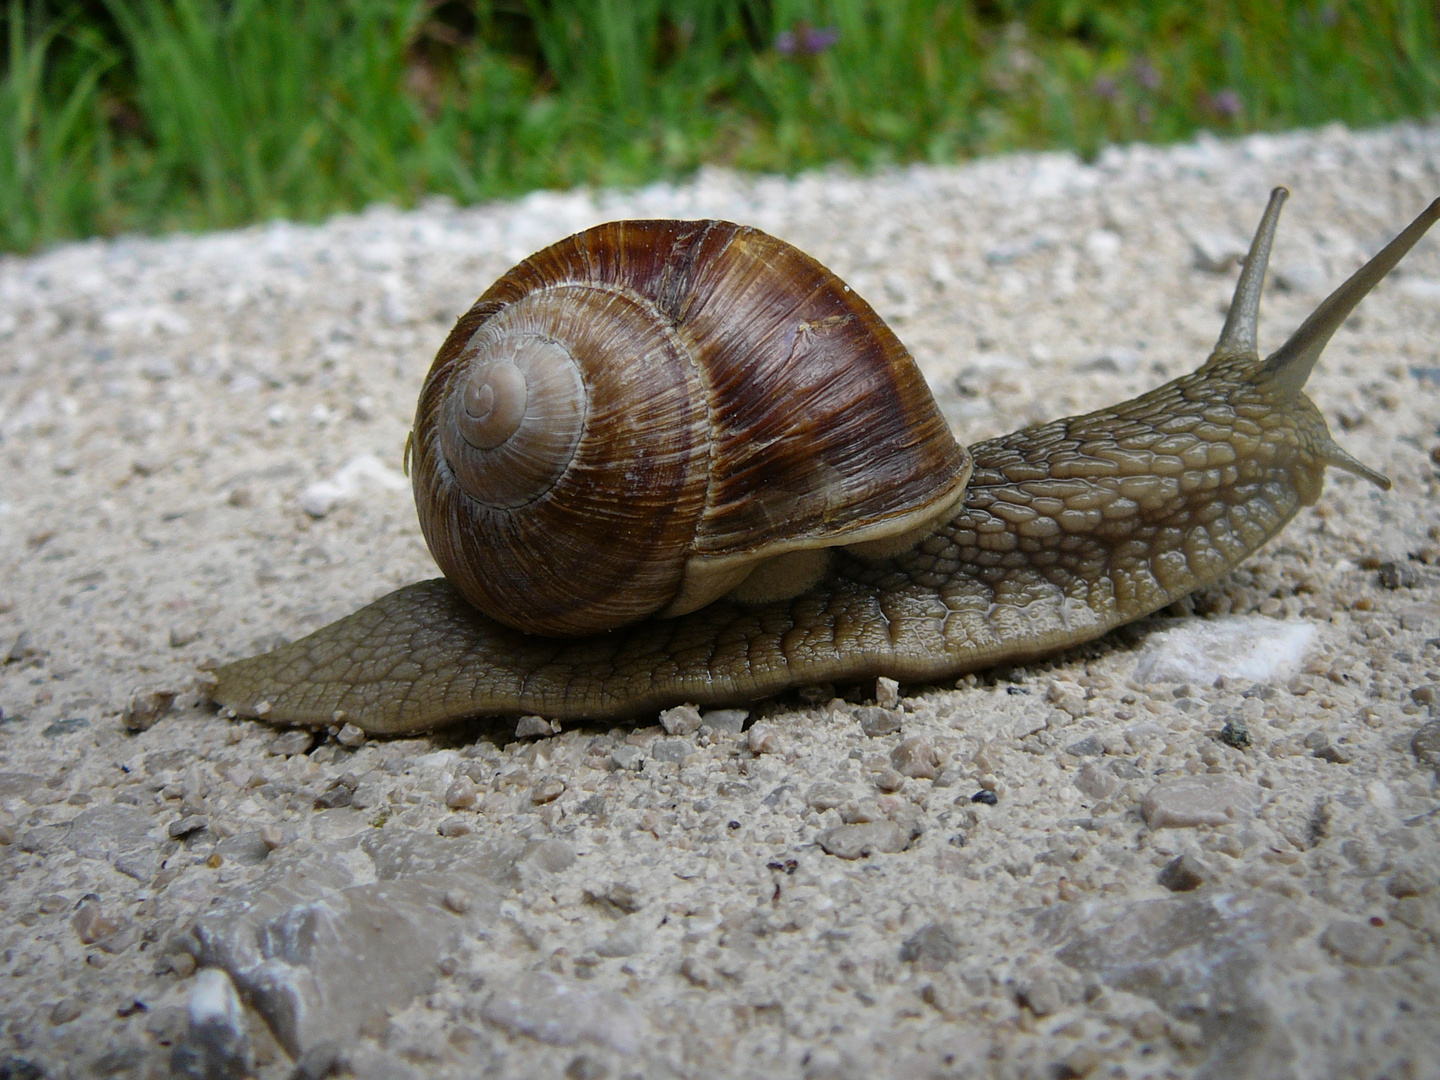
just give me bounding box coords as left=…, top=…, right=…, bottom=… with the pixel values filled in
left=3, top=0, right=1439, bottom=252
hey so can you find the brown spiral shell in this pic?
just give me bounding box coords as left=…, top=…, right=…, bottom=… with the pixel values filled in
left=409, top=219, right=972, bottom=636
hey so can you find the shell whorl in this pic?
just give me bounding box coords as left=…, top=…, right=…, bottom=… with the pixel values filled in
left=419, top=280, right=711, bottom=636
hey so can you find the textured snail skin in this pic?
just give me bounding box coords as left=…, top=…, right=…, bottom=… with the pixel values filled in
left=213, top=191, right=1440, bottom=734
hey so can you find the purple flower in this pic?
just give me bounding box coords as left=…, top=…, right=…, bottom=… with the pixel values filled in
left=775, top=23, right=838, bottom=56
left=1209, top=88, right=1242, bottom=118
left=799, top=25, right=839, bottom=53
left=1131, top=57, right=1161, bottom=92
left=1092, top=75, right=1119, bottom=101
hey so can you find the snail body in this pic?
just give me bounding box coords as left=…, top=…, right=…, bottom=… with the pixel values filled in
left=213, top=190, right=1440, bottom=735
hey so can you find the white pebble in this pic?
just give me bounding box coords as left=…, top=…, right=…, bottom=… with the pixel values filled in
left=300, top=453, right=407, bottom=518
left=1133, top=616, right=1315, bottom=685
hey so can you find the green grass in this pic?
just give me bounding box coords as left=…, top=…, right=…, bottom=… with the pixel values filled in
left=3, top=0, right=1439, bottom=253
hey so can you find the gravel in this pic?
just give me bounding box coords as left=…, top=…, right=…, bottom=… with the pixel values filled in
left=2, top=120, right=1440, bottom=1078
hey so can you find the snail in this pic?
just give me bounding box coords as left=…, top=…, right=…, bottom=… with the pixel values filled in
left=213, top=188, right=1439, bottom=736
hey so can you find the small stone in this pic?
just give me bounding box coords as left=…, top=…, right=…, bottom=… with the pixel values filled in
left=291, top=1042, right=347, bottom=1080
left=875, top=677, right=901, bottom=709
left=890, top=737, right=938, bottom=779
left=480, top=971, right=640, bottom=1052
left=700, top=708, right=748, bottom=734
left=610, top=746, right=644, bottom=772
left=1411, top=720, right=1440, bottom=768
left=899, top=921, right=961, bottom=966
left=258, top=825, right=287, bottom=851
left=530, top=777, right=566, bottom=804
left=1378, top=561, right=1421, bottom=590
left=650, top=738, right=691, bottom=765
left=41, top=718, right=88, bottom=737
left=804, top=781, right=847, bottom=811
left=123, top=686, right=177, bottom=731
left=214, top=831, right=271, bottom=867
left=525, top=838, right=577, bottom=873
left=6, top=630, right=38, bottom=664
left=585, top=882, right=643, bottom=916
left=1319, top=919, right=1388, bottom=966
left=1065, top=735, right=1105, bottom=757
left=266, top=730, right=313, bottom=757
left=658, top=704, right=702, bottom=736
left=445, top=775, right=478, bottom=809
left=1157, top=853, right=1210, bottom=892
left=335, top=723, right=366, bottom=748
left=1189, top=228, right=1247, bottom=272
left=872, top=767, right=906, bottom=793
left=1391, top=897, right=1435, bottom=932
left=971, top=790, right=998, bottom=805
left=443, top=889, right=471, bottom=914
left=437, top=817, right=472, bottom=838
left=515, top=715, right=555, bottom=739
left=168, top=815, right=208, bottom=839
left=1131, top=1010, right=1167, bottom=1041
left=169, top=624, right=201, bottom=649
left=71, top=899, right=121, bottom=944
left=1219, top=721, right=1251, bottom=748
left=594, top=915, right=646, bottom=958
left=315, top=772, right=357, bottom=807
left=565, top=1053, right=609, bottom=1080
left=1060, top=1047, right=1102, bottom=1077
left=170, top=968, right=251, bottom=1080
left=1386, top=869, right=1429, bottom=898
left=746, top=723, right=780, bottom=754
left=1141, top=775, right=1259, bottom=829
left=169, top=952, right=198, bottom=978
left=299, top=454, right=407, bottom=517
left=1074, top=762, right=1119, bottom=801
left=1273, top=261, right=1328, bottom=294
left=1014, top=973, right=1063, bottom=1017
left=855, top=706, right=902, bottom=737
left=48, top=998, right=81, bottom=1025
left=816, top=820, right=916, bottom=859
left=678, top=956, right=717, bottom=988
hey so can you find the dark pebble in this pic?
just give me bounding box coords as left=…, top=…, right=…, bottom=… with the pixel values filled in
left=167, top=816, right=207, bottom=839
left=565, top=1055, right=609, bottom=1080
left=1157, top=853, right=1209, bottom=892
left=1378, top=561, right=1421, bottom=590
left=313, top=779, right=355, bottom=810
left=575, top=795, right=607, bottom=817
left=0, top=1058, right=45, bottom=1080
left=1219, top=721, right=1251, bottom=748
left=971, top=790, right=998, bottom=805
